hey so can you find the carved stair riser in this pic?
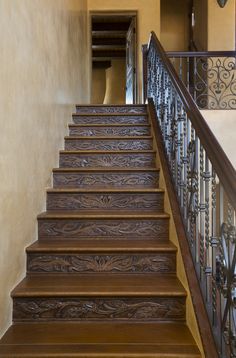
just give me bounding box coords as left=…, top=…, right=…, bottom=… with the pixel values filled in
left=27, top=253, right=176, bottom=274
left=73, top=115, right=148, bottom=125
left=59, top=153, right=156, bottom=168
left=53, top=171, right=159, bottom=188
left=76, top=106, right=147, bottom=114
left=69, top=126, right=151, bottom=137
left=38, top=219, right=169, bottom=240
left=13, top=297, right=185, bottom=322
left=46, top=193, right=164, bottom=212
left=65, top=139, right=153, bottom=151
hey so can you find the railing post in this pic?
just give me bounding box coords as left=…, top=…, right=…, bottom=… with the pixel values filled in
left=146, top=31, right=236, bottom=358
left=142, top=44, right=148, bottom=104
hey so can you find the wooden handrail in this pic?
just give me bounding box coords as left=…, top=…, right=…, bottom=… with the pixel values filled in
left=167, top=50, right=236, bottom=57
left=147, top=31, right=236, bottom=209
left=148, top=98, right=219, bottom=358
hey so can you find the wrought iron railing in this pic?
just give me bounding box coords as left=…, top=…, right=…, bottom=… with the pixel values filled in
left=167, top=51, right=236, bottom=109
left=144, top=32, right=236, bottom=358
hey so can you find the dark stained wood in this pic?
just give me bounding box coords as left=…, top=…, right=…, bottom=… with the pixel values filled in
left=167, top=50, right=236, bottom=57
left=149, top=32, right=236, bottom=208
left=92, top=60, right=111, bottom=69
left=12, top=274, right=186, bottom=297
left=92, top=30, right=127, bottom=38
left=92, top=45, right=125, bottom=51
left=142, top=44, right=148, bottom=102
left=0, top=322, right=201, bottom=357
left=26, top=240, right=177, bottom=275
left=59, top=150, right=156, bottom=169
left=0, top=103, right=201, bottom=357
left=92, top=49, right=126, bottom=58
left=148, top=99, right=219, bottom=358
left=37, top=211, right=170, bottom=219
left=93, top=38, right=126, bottom=45
left=26, top=239, right=177, bottom=253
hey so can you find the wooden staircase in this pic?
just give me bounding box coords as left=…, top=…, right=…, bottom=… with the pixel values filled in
left=0, top=105, right=201, bottom=357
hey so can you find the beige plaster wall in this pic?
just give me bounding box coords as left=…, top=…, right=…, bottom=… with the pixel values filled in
left=161, top=0, right=190, bottom=51
left=208, top=0, right=235, bottom=50
left=104, top=59, right=126, bottom=104
left=88, top=0, right=160, bottom=102
left=92, top=67, right=106, bottom=103
left=201, top=110, right=236, bottom=169
left=0, top=0, right=89, bottom=338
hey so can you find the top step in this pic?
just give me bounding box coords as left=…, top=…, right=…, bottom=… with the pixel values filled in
left=76, top=105, right=147, bottom=115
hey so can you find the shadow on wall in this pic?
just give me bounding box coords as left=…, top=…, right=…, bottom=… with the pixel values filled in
left=92, top=59, right=126, bottom=104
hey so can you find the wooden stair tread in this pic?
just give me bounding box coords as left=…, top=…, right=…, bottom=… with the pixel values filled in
left=69, top=123, right=151, bottom=127
left=27, top=239, right=177, bottom=253
left=73, top=113, right=148, bottom=117
left=38, top=211, right=170, bottom=219
left=0, top=323, right=201, bottom=357
left=53, top=167, right=159, bottom=172
left=65, top=136, right=152, bottom=140
left=0, top=345, right=202, bottom=358
left=60, top=149, right=156, bottom=154
left=0, top=104, right=202, bottom=357
left=0, top=322, right=200, bottom=357
left=47, top=188, right=164, bottom=193
left=76, top=104, right=147, bottom=107
left=12, top=274, right=186, bottom=297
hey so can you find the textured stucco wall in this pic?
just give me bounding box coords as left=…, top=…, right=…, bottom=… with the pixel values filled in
left=161, top=0, right=190, bottom=51
left=0, top=0, right=89, bottom=338
left=208, top=0, right=235, bottom=50
left=103, top=59, right=126, bottom=104
left=201, top=110, right=236, bottom=169
left=92, top=67, right=106, bottom=103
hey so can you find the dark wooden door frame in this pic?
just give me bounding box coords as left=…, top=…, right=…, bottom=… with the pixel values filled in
left=89, top=10, right=138, bottom=103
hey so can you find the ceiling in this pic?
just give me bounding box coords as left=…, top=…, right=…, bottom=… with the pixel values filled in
left=91, top=15, right=132, bottom=69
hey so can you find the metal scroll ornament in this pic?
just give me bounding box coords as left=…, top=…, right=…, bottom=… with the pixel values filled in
left=217, top=0, right=228, bottom=7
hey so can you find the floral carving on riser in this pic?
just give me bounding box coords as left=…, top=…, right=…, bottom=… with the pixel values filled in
left=13, top=297, right=185, bottom=321
left=76, top=106, right=147, bottom=114
left=27, top=254, right=176, bottom=273
left=53, top=173, right=159, bottom=188
left=69, top=127, right=150, bottom=137
left=47, top=193, right=163, bottom=211
left=65, top=139, right=152, bottom=151
left=38, top=219, right=169, bottom=239
left=73, top=115, right=147, bottom=125
left=59, top=153, right=155, bottom=168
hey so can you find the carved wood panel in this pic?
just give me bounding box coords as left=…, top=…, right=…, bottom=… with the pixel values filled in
left=60, top=153, right=155, bottom=168
left=65, top=139, right=152, bottom=151
left=53, top=172, right=159, bottom=188
left=38, top=219, right=169, bottom=240
left=73, top=115, right=148, bottom=125
left=59, top=153, right=155, bottom=168
left=27, top=253, right=176, bottom=274
left=47, top=192, right=163, bottom=211
left=13, top=297, right=185, bottom=321
left=76, top=106, right=147, bottom=114
left=69, top=126, right=150, bottom=137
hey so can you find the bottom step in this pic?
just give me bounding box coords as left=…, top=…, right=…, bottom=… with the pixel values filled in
left=0, top=322, right=201, bottom=357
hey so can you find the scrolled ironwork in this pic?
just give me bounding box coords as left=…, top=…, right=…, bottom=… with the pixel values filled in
left=146, top=31, right=236, bottom=358
left=168, top=53, right=236, bottom=110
